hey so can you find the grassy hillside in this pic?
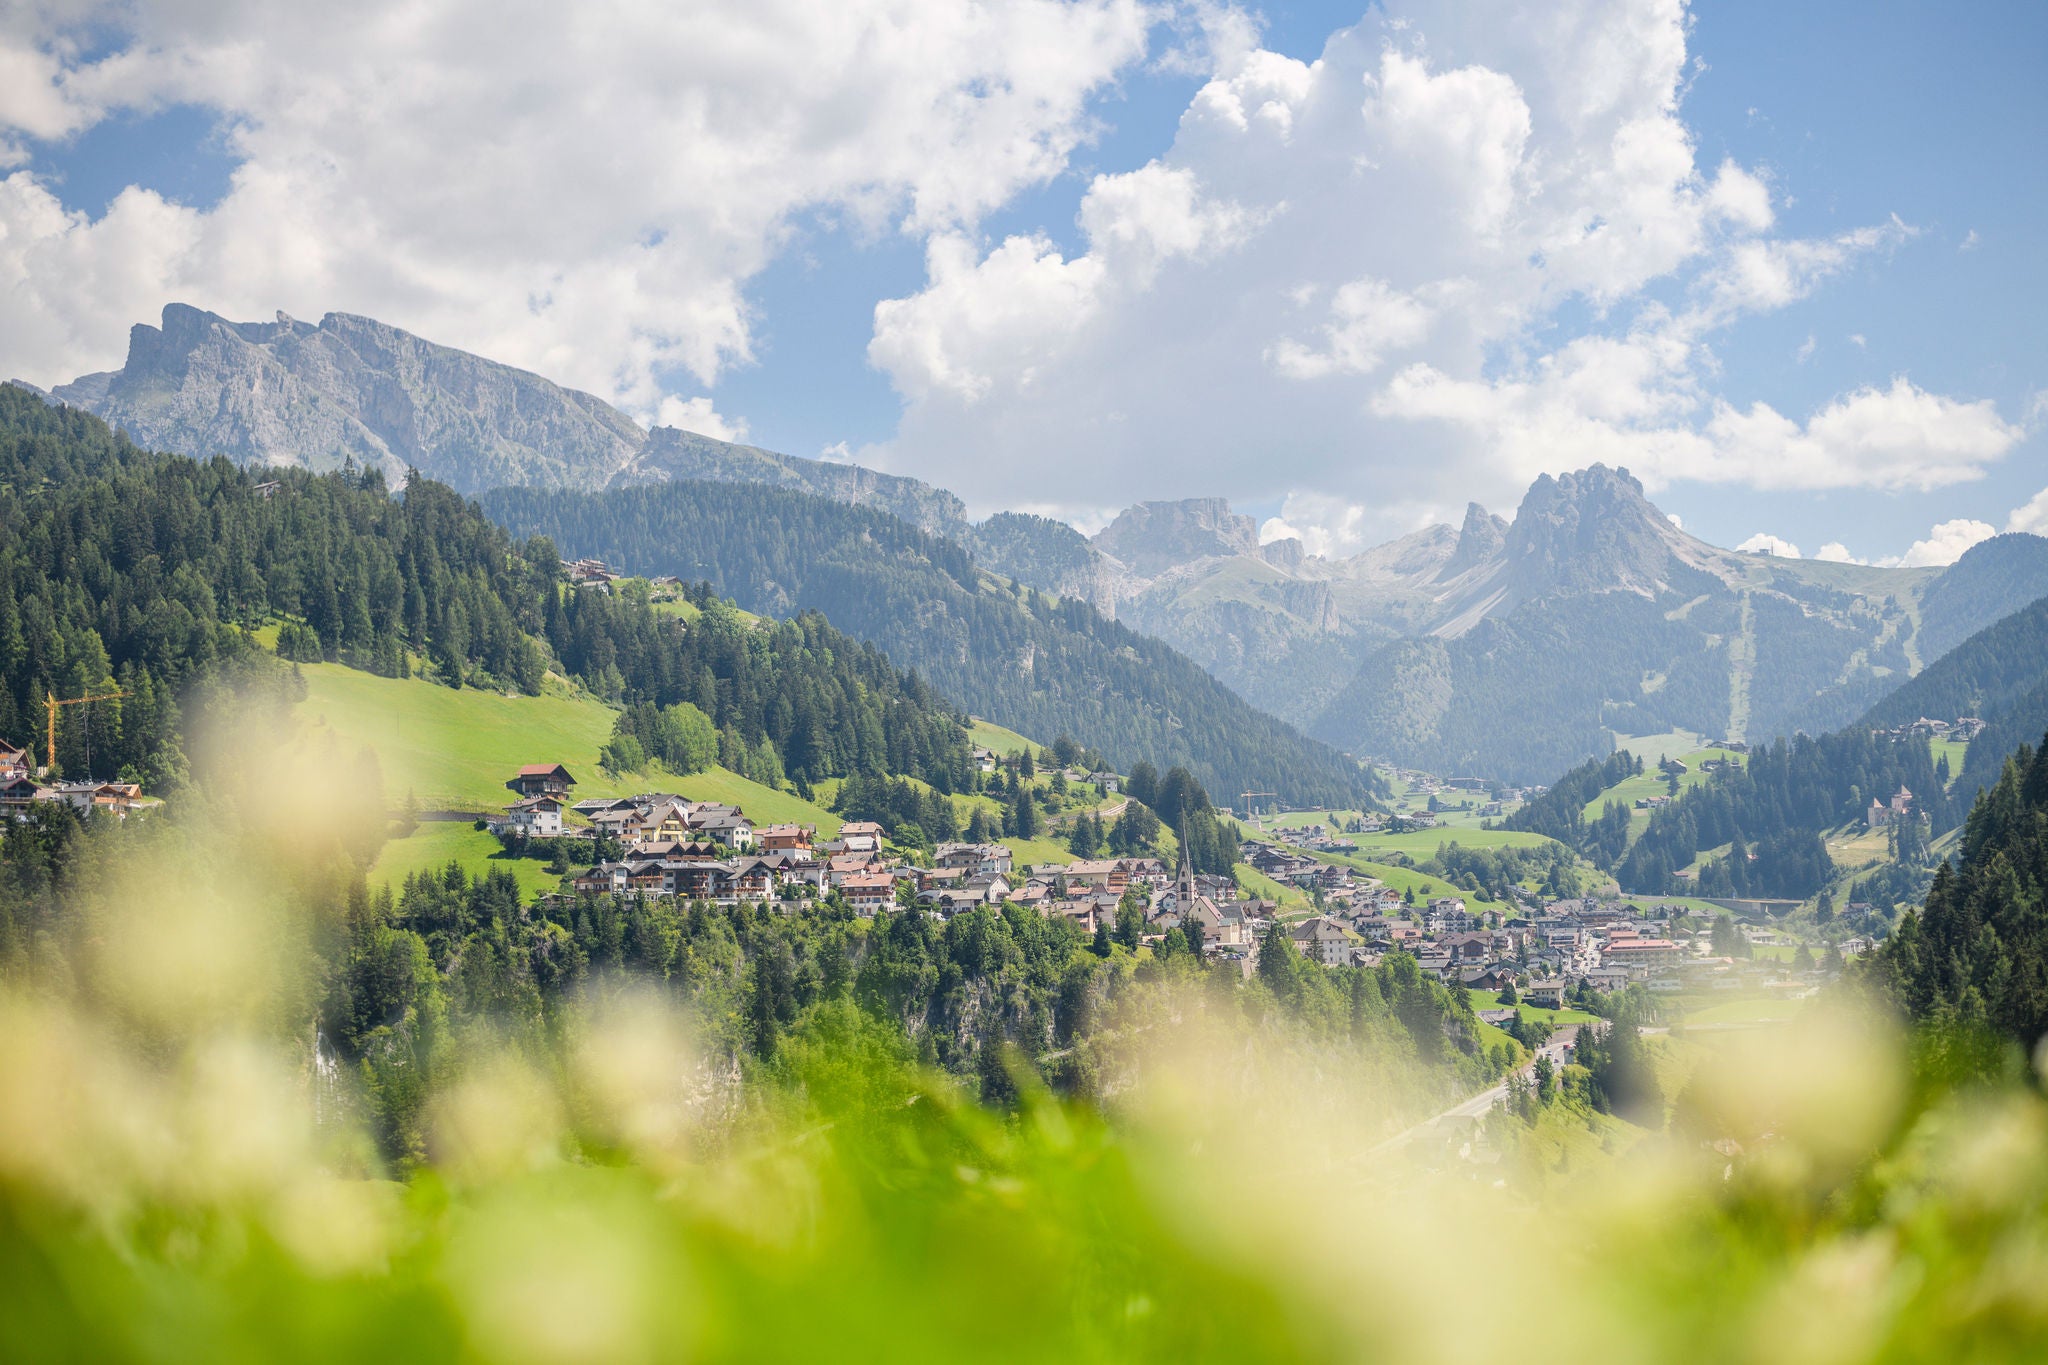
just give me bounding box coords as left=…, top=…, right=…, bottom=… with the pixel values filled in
left=1348, top=827, right=1556, bottom=859
left=1309, top=849, right=1485, bottom=904
left=295, top=662, right=844, bottom=895
left=1585, top=746, right=1744, bottom=821
left=295, top=663, right=625, bottom=810
left=968, top=718, right=1037, bottom=756
left=294, top=662, right=841, bottom=829
left=370, top=822, right=566, bottom=898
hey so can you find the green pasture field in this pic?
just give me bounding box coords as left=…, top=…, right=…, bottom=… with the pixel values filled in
left=293, top=662, right=839, bottom=832
left=1467, top=991, right=1599, bottom=1026
left=1585, top=746, right=1744, bottom=823
left=967, top=718, right=1037, bottom=756
left=1349, top=827, right=1558, bottom=859
left=369, top=821, right=566, bottom=899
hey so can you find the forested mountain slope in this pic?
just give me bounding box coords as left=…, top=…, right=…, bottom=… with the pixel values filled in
left=1913, top=535, right=2048, bottom=663
left=1867, top=732, right=2048, bottom=1049
left=0, top=386, right=975, bottom=797
left=481, top=480, right=1380, bottom=810
left=1862, top=594, right=2048, bottom=733
left=630, top=426, right=974, bottom=540
left=1858, top=590, right=2048, bottom=802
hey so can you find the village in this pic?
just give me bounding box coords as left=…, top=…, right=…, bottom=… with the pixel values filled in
left=488, top=757, right=1842, bottom=1007
left=0, top=737, right=148, bottom=817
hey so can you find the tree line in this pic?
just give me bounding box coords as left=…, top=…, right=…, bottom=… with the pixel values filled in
left=481, top=479, right=1380, bottom=810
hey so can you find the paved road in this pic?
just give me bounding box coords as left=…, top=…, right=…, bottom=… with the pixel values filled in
left=1368, top=1024, right=1580, bottom=1155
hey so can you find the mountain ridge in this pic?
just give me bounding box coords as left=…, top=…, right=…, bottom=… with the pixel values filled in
left=31, top=303, right=2045, bottom=785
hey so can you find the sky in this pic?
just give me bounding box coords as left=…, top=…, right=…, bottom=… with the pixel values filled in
left=1, top=0, right=2043, bottom=566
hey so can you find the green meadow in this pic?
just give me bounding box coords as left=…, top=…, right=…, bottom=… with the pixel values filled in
left=967, top=717, right=1038, bottom=756
left=369, top=820, right=566, bottom=898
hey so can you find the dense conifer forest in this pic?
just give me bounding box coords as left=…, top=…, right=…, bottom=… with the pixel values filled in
left=0, top=387, right=971, bottom=794
left=1608, top=730, right=1951, bottom=898
left=482, top=480, right=1380, bottom=811
left=1865, top=732, right=2048, bottom=1053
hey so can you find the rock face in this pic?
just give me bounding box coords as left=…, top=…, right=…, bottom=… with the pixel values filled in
left=48, top=305, right=647, bottom=494
left=1092, top=498, right=1261, bottom=576
left=1498, top=466, right=1708, bottom=603
left=635, top=426, right=972, bottom=540
left=1442, top=502, right=1508, bottom=577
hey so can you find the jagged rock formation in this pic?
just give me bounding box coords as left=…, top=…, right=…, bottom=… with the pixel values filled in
left=1092, top=498, right=1261, bottom=575
left=46, top=304, right=647, bottom=493
left=30, top=305, right=2045, bottom=784
left=1058, top=464, right=2040, bottom=783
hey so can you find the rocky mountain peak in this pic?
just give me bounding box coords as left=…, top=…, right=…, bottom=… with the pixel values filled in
left=1093, top=497, right=1261, bottom=576
left=1261, top=536, right=1307, bottom=572
left=1501, top=464, right=1689, bottom=599
left=1443, top=501, right=1508, bottom=577
left=45, top=303, right=647, bottom=495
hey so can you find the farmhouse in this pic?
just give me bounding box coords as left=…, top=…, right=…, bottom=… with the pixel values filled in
left=506, top=764, right=576, bottom=798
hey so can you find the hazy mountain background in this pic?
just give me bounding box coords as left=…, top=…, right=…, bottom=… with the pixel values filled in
left=25, top=303, right=2048, bottom=787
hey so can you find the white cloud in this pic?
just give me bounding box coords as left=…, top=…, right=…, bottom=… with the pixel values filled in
left=0, top=0, right=1153, bottom=412
left=1821, top=513, right=2022, bottom=570
left=2011, top=486, right=2048, bottom=536
left=1737, top=532, right=1801, bottom=558
left=869, top=161, right=1254, bottom=404
left=1887, top=518, right=1996, bottom=568
left=1268, top=276, right=1435, bottom=378
left=654, top=395, right=749, bottom=444
left=865, top=0, right=2020, bottom=533
left=1961, top=229, right=1980, bottom=252
left=1699, top=378, right=2022, bottom=493
left=1697, top=218, right=1911, bottom=323
left=1705, top=160, right=1773, bottom=232
left=1795, top=334, right=1816, bottom=364
left=1258, top=491, right=1380, bottom=557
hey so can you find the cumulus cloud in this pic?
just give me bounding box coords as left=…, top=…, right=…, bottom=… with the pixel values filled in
left=0, top=0, right=1153, bottom=412
left=2010, top=486, right=2048, bottom=537
left=654, top=396, right=749, bottom=444
left=1696, top=217, right=1912, bottom=323
left=1818, top=516, right=2008, bottom=570
left=866, top=0, right=2022, bottom=532
left=1699, top=378, right=2022, bottom=492
left=1886, top=518, right=1996, bottom=568
left=1737, top=533, right=1801, bottom=558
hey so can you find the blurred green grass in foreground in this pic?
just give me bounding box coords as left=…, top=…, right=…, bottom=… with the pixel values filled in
left=6, top=985, right=2048, bottom=1364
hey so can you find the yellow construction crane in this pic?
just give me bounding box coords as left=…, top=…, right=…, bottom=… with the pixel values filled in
left=45, top=688, right=130, bottom=777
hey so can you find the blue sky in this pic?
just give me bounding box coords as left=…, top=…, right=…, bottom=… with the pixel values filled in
left=8, top=0, right=2044, bottom=561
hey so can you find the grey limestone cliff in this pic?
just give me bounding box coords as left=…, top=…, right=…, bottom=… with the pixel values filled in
left=47, top=304, right=647, bottom=494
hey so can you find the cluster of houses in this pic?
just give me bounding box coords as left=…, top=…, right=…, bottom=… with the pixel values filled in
left=1871, top=715, right=1985, bottom=745
left=495, top=762, right=1299, bottom=969
left=1274, top=889, right=1814, bottom=1002
left=497, top=763, right=1842, bottom=995
left=1241, top=832, right=1837, bottom=997
left=562, top=558, right=690, bottom=602
left=0, top=738, right=147, bottom=818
